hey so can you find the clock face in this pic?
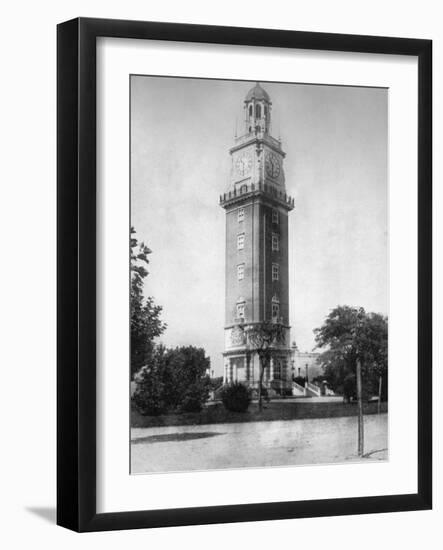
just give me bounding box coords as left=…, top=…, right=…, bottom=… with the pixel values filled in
left=236, top=154, right=252, bottom=177
left=265, top=152, right=281, bottom=179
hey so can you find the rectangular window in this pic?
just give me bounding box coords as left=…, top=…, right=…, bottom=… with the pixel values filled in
left=237, top=303, right=245, bottom=319
left=237, top=264, right=245, bottom=281
left=273, top=361, right=281, bottom=380
left=272, top=263, right=279, bottom=281
left=272, top=233, right=279, bottom=251
left=272, top=303, right=280, bottom=319
left=238, top=208, right=244, bottom=222
left=282, top=360, right=287, bottom=379
left=272, top=209, right=279, bottom=224
left=237, top=233, right=245, bottom=250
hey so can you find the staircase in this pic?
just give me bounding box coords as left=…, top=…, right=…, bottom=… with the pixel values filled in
left=292, top=381, right=305, bottom=396
left=292, top=380, right=323, bottom=397
left=305, top=381, right=322, bottom=397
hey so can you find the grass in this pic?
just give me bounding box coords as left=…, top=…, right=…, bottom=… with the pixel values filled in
left=131, top=400, right=388, bottom=428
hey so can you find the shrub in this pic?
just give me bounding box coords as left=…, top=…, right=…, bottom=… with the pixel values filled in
left=132, top=347, right=168, bottom=415
left=293, top=375, right=306, bottom=387
left=132, top=366, right=167, bottom=416
left=132, top=345, right=211, bottom=415
left=178, top=386, right=206, bottom=413
left=167, top=346, right=210, bottom=411
left=221, top=382, right=251, bottom=412
left=209, top=376, right=224, bottom=390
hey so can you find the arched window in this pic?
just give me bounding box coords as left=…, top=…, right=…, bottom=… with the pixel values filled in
left=248, top=105, right=253, bottom=117
left=255, top=104, right=261, bottom=118
left=264, top=106, right=268, bottom=117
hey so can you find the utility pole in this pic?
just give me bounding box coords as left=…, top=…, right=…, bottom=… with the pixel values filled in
left=356, top=357, right=364, bottom=456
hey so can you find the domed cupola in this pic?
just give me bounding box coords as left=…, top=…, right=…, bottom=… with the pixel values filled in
left=244, top=82, right=272, bottom=135
left=245, top=82, right=271, bottom=103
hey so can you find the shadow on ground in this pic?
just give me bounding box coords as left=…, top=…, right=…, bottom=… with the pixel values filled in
left=26, top=507, right=56, bottom=524
left=131, top=431, right=224, bottom=444
left=362, top=448, right=388, bottom=459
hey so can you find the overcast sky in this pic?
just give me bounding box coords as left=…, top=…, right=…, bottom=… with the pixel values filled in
left=131, top=76, right=387, bottom=377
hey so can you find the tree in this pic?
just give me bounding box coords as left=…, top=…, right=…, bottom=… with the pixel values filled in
left=132, top=345, right=211, bottom=415
left=130, top=227, right=166, bottom=378
left=314, top=306, right=388, bottom=455
left=242, top=321, right=285, bottom=411
left=132, top=345, right=169, bottom=415
left=314, top=306, right=388, bottom=399
left=166, top=346, right=211, bottom=413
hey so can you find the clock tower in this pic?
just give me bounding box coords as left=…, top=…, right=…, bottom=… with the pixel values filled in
left=219, top=83, right=295, bottom=394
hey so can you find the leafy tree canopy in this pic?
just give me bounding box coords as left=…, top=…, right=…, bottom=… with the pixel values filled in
left=314, top=306, right=388, bottom=400
left=244, top=321, right=285, bottom=359
left=130, top=227, right=167, bottom=378
left=133, top=345, right=211, bottom=415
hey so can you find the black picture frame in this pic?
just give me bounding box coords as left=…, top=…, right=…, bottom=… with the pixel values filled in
left=57, top=17, right=432, bottom=532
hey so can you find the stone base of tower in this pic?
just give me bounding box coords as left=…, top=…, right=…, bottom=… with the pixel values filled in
left=222, top=348, right=293, bottom=396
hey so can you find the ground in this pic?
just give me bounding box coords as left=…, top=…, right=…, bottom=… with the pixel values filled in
left=131, top=413, right=388, bottom=474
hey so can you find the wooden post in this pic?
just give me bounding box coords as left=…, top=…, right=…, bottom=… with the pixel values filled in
left=378, top=375, right=382, bottom=414
left=356, top=358, right=364, bottom=456
left=258, top=355, right=264, bottom=411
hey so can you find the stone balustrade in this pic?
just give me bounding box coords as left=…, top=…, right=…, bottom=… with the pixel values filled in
left=219, top=181, right=295, bottom=210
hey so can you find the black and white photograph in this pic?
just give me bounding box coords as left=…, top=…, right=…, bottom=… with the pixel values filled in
left=130, top=76, right=388, bottom=474
left=0, top=0, right=437, bottom=543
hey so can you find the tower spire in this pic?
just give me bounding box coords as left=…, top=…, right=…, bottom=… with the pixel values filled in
left=244, top=82, right=272, bottom=135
